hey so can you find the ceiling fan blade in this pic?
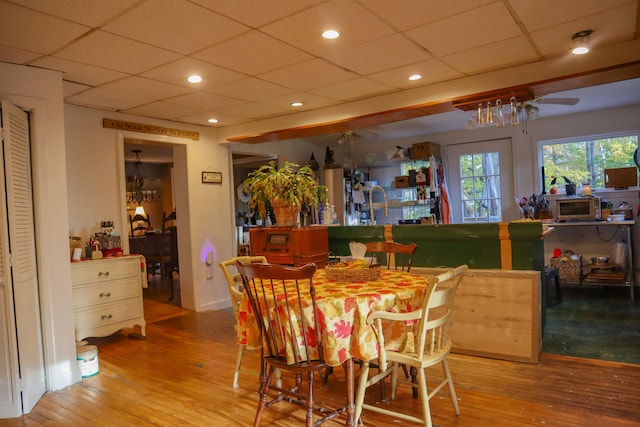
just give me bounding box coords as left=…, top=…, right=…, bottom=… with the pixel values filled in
left=534, top=97, right=580, bottom=105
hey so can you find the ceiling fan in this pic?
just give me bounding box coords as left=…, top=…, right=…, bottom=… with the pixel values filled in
left=519, top=97, right=580, bottom=120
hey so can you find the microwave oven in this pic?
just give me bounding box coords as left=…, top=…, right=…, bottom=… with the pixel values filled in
left=556, top=196, right=601, bottom=221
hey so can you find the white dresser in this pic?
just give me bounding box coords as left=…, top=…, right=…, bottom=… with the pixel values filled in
left=71, top=255, right=146, bottom=341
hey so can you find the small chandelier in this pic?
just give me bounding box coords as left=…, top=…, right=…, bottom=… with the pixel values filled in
left=126, top=150, right=159, bottom=205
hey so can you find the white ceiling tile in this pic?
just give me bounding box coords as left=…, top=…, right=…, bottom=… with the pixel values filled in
left=324, top=34, right=431, bottom=75
left=164, top=91, right=244, bottom=110
left=191, top=0, right=323, bottom=28
left=29, top=56, right=128, bottom=86
left=177, top=110, right=250, bottom=127
left=0, top=2, right=89, bottom=54
left=530, top=3, right=637, bottom=57
left=368, top=58, right=464, bottom=88
left=100, top=76, right=193, bottom=101
left=259, top=91, right=340, bottom=110
left=261, top=0, right=396, bottom=56
left=67, top=86, right=147, bottom=110
left=443, top=36, right=539, bottom=75
left=103, top=0, right=249, bottom=54
left=222, top=102, right=289, bottom=119
left=193, top=31, right=312, bottom=75
left=308, top=77, right=394, bottom=101
left=63, top=80, right=91, bottom=97
left=209, top=78, right=293, bottom=102
left=362, top=0, right=495, bottom=31
left=406, top=2, right=523, bottom=57
left=15, top=0, right=139, bottom=27
left=123, top=101, right=203, bottom=120
left=141, top=57, right=246, bottom=91
left=260, top=58, right=357, bottom=91
left=0, top=45, right=42, bottom=64
left=509, top=0, right=635, bottom=32
left=55, top=30, right=181, bottom=74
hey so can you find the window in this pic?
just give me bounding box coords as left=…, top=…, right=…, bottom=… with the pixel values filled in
left=541, top=133, right=638, bottom=190
left=459, top=152, right=502, bottom=222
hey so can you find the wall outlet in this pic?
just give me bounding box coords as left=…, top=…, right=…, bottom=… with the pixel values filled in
left=205, top=266, right=213, bottom=280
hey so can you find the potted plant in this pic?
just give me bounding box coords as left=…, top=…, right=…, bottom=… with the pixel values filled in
left=550, top=176, right=576, bottom=195
left=243, top=161, right=325, bottom=226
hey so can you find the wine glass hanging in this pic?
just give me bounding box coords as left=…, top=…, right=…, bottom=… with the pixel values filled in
left=465, top=96, right=520, bottom=129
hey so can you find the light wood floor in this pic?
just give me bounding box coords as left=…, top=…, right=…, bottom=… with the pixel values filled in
left=2, top=300, right=639, bottom=426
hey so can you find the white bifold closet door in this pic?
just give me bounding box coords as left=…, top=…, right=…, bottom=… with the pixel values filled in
left=0, top=100, right=46, bottom=417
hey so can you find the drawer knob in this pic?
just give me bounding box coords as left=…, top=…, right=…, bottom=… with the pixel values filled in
left=98, top=271, right=110, bottom=277
left=99, top=292, right=111, bottom=298
left=101, top=314, right=113, bottom=320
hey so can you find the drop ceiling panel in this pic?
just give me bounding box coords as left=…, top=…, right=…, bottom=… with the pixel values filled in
left=260, top=58, right=357, bottom=91
left=16, top=0, right=139, bottom=27
left=442, top=36, right=539, bottom=75
left=0, top=2, right=89, bottom=53
left=54, top=30, right=180, bottom=74
left=63, top=81, right=91, bottom=98
left=258, top=91, right=339, bottom=109
left=191, top=0, right=324, bottom=28
left=123, top=101, right=202, bottom=120
left=140, top=57, right=246, bottom=90
left=510, top=0, right=634, bottom=32
left=99, top=76, right=193, bottom=101
left=530, top=3, right=637, bottom=57
left=210, top=77, right=293, bottom=102
left=362, top=0, right=495, bottom=31
left=221, top=102, right=288, bottom=119
left=164, top=91, right=245, bottom=110
left=102, top=0, right=249, bottom=54
left=308, top=77, right=394, bottom=101
left=0, top=45, right=41, bottom=64
left=177, top=110, right=247, bottom=127
left=30, top=56, right=128, bottom=86
left=193, top=31, right=313, bottom=75
left=323, top=34, right=431, bottom=75
left=261, top=0, right=396, bottom=56
left=406, top=2, right=524, bottom=57
left=67, top=86, right=146, bottom=110
left=368, top=58, right=463, bottom=88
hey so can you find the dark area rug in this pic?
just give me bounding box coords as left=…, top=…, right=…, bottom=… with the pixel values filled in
left=543, top=285, right=640, bottom=364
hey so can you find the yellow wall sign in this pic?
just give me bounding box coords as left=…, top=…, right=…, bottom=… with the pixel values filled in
left=103, top=118, right=199, bottom=140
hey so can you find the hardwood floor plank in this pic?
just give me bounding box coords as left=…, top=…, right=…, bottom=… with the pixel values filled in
left=3, top=307, right=638, bottom=426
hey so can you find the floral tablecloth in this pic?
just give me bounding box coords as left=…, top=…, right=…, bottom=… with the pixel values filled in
left=237, top=269, right=428, bottom=367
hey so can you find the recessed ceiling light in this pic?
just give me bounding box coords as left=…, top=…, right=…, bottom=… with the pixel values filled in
left=188, top=75, right=202, bottom=83
left=408, top=74, right=422, bottom=81
left=322, top=29, right=340, bottom=39
left=571, top=30, right=593, bottom=55
left=207, top=118, right=218, bottom=124
left=291, top=101, right=303, bottom=107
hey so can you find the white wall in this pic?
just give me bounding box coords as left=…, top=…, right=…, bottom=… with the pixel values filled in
left=0, top=62, right=78, bottom=391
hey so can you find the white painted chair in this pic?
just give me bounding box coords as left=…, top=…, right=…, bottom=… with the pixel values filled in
left=218, top=256, right=268, bottom=388
left=354, top=264, right=468, bottom=426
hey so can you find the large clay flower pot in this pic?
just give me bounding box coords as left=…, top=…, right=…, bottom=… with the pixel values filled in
left=270, top=199, right=300, bottom=226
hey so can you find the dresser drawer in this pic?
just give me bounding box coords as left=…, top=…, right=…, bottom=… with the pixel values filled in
left=74, top=299, right=142, bottom=329
left=72, top=278, right=140, bottom=309
left=71, top=258, right=141, bottom=286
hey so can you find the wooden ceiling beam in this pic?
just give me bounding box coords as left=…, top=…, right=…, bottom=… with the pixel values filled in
left=227, top=61, right=640, bottom=144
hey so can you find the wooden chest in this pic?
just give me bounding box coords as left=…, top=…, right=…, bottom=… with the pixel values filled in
left=249, top=226, right=329, bottom=268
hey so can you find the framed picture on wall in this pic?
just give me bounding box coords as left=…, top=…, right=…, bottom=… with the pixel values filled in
left=202, top=171, right=222, bottom=184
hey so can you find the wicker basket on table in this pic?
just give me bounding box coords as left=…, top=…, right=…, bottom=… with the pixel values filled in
left=325, top=264, right=381, bottom=282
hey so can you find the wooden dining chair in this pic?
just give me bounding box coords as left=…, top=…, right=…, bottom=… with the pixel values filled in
left=218, top=256, right=268, bottom=388
left=354, top=264, right=468, bottom=427
left=236, top=261, right=345, bottom=427
left=365, top=241, right=417, bottom=272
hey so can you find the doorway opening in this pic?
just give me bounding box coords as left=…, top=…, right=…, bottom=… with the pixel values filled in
left=121, top=137, right=186, bottom=308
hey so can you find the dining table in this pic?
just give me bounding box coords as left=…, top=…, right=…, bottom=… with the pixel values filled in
left=236, top=268, right=430, bottom=426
